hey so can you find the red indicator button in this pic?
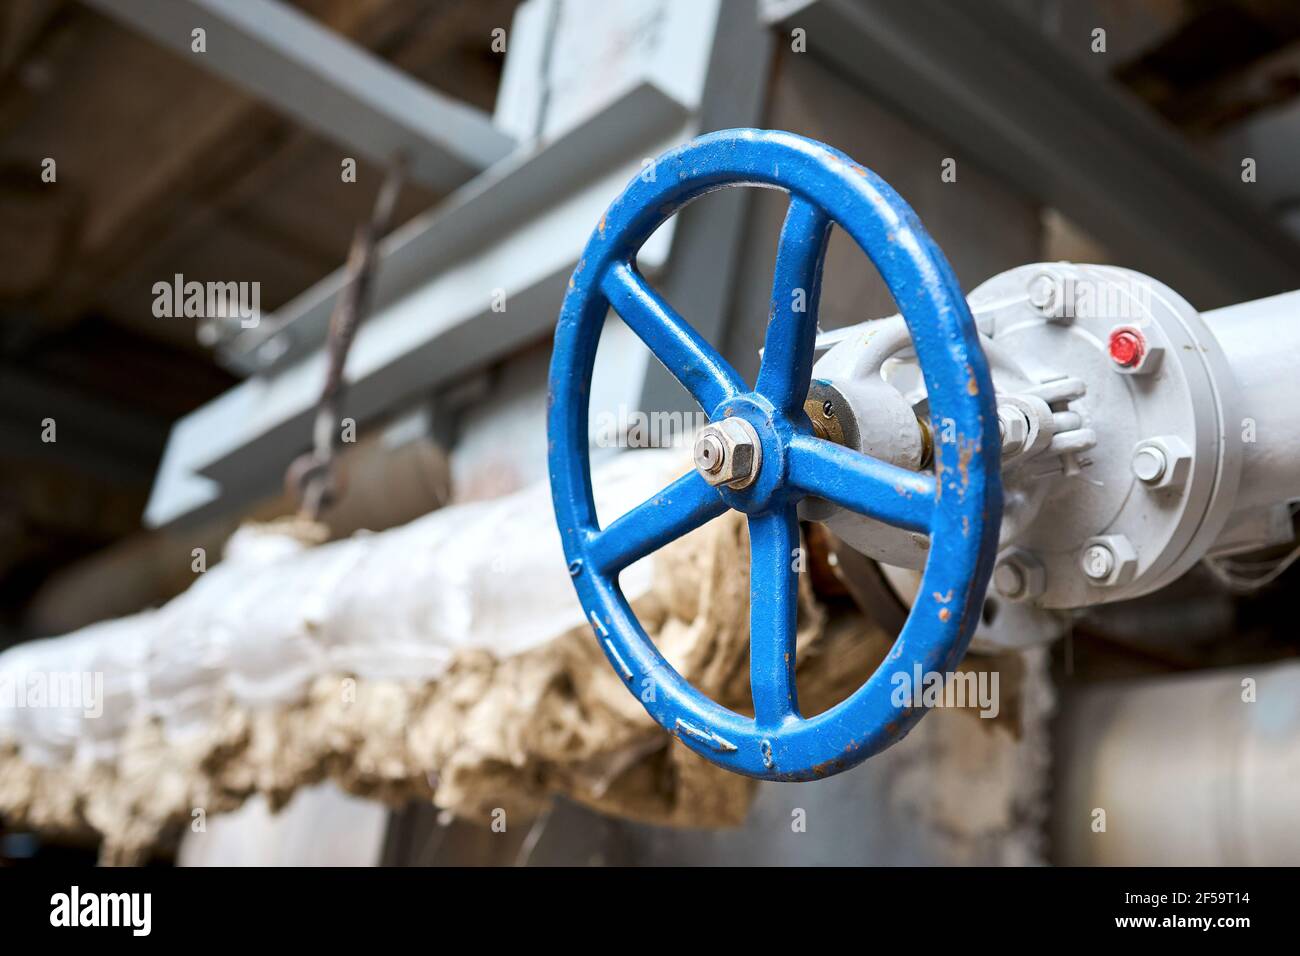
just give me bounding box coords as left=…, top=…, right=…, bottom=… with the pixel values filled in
left=1108, top=328, right=1144, bottom=368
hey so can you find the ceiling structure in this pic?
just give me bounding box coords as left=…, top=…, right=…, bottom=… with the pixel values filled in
left=5, top=0, right=1300, bottom=642
left=0, top=0, right=518, bottom=635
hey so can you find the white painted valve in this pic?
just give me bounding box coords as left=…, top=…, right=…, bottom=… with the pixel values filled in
left=809, top=262, right=1300, bottom=648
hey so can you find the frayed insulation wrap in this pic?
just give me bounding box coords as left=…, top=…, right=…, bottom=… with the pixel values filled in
left=0, top=449, right=1049, bottom=865
left=0, top=451, right=776, bottom=859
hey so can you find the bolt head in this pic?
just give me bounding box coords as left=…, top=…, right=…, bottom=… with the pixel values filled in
left=1108, top=325, right=1163, bottom=375
left=1027, top=270, right=1069, bottom=321
left=1027, top=272, right=1055, bottom=311
left=993, top=562, right=1024, bottom=597
left=1131, top=446, right=1166, bottom=483
left=993, top=548, right=1045, bottom=602
left=1081, top=544, right=1114, bottom=580
left=1109, top=329, right=1143, bottom=367
left=1132, top=436, right=1192, bottom=491
left=695, top=417, right=761, bottom=489
left=997, top=406, right=1030, bottom=458
left=1080, top=535, right=1138, bottom=587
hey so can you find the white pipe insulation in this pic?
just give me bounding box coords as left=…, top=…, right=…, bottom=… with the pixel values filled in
left=1203, top=289, right=1300, bottom=514
left=0, top=449, right=683, bottom=769
left=1055, top=661, right=1300, bottom=865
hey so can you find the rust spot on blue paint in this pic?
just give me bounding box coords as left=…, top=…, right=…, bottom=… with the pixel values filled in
left=956, top=439, right=975, bottom=497
left=810, top=757, right=846, bottom=777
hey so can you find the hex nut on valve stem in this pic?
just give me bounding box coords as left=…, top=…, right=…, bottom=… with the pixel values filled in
left=694, top=433, right=725, bottom=474
left=694, top=417, right=761, bottom=489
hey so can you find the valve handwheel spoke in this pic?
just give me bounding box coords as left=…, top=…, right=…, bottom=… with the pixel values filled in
left=755, top=196, right=833, bottom=415
left=747, top=505, right=801, bottom=727
left=548, top=129, right=1001, bottom=780
left=585, top=470, right=726, bottom=576
left=601, top=260, right=745, bottom=415
left=787, top=433, right=935, bottom=533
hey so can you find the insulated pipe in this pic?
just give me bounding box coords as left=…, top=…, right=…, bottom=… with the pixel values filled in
left=1203, top=290, right=1300, bottom=513
left=1054, top=662, right=1300, bottom=865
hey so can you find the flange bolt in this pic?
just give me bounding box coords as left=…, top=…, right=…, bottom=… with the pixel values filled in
left=993, top=549, right=1046, bottom=602
left=1131, top=445, right=1167, bottom=483
left=1108, top=328, right=1144, bottom=368
left=1080, top=535, right=1138, bottom=587
left=1081, top=543, right=1115, bottom=580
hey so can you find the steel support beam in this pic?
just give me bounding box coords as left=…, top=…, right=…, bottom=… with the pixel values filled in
left=767, top=0, right=1300, bottom=308
left=144, top=81, right=692, bottom=527
left=143, top=0, right=767, bottom=528
left=86, top=0, right=515, bottom=193
left=223, top=80, right=690, bottom=374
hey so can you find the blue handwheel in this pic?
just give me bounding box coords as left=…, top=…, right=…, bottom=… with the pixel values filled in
left=548, top=129, right=1001, bottom=780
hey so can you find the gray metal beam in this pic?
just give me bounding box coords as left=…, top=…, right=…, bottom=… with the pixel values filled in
left=222, top=80, right=690, bottom=374
left=86, top=0, right=515, bottom=193
left=768, top=0, right=1300, bottom=309
left=142, top=0, right=765, bottom=528
left=143, top=79, right=693, bottom=528
left=637, top=0, right=772, bottom=417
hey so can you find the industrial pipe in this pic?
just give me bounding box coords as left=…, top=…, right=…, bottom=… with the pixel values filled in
left=1054, top=661, right=1300, bottom=865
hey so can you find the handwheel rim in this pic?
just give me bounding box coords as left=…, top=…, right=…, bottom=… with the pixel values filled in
left=548, top=128, right=1001, bottom=780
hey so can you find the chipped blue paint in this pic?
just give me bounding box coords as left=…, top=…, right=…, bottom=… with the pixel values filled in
left=547, top=129, right=1001, bottom=780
